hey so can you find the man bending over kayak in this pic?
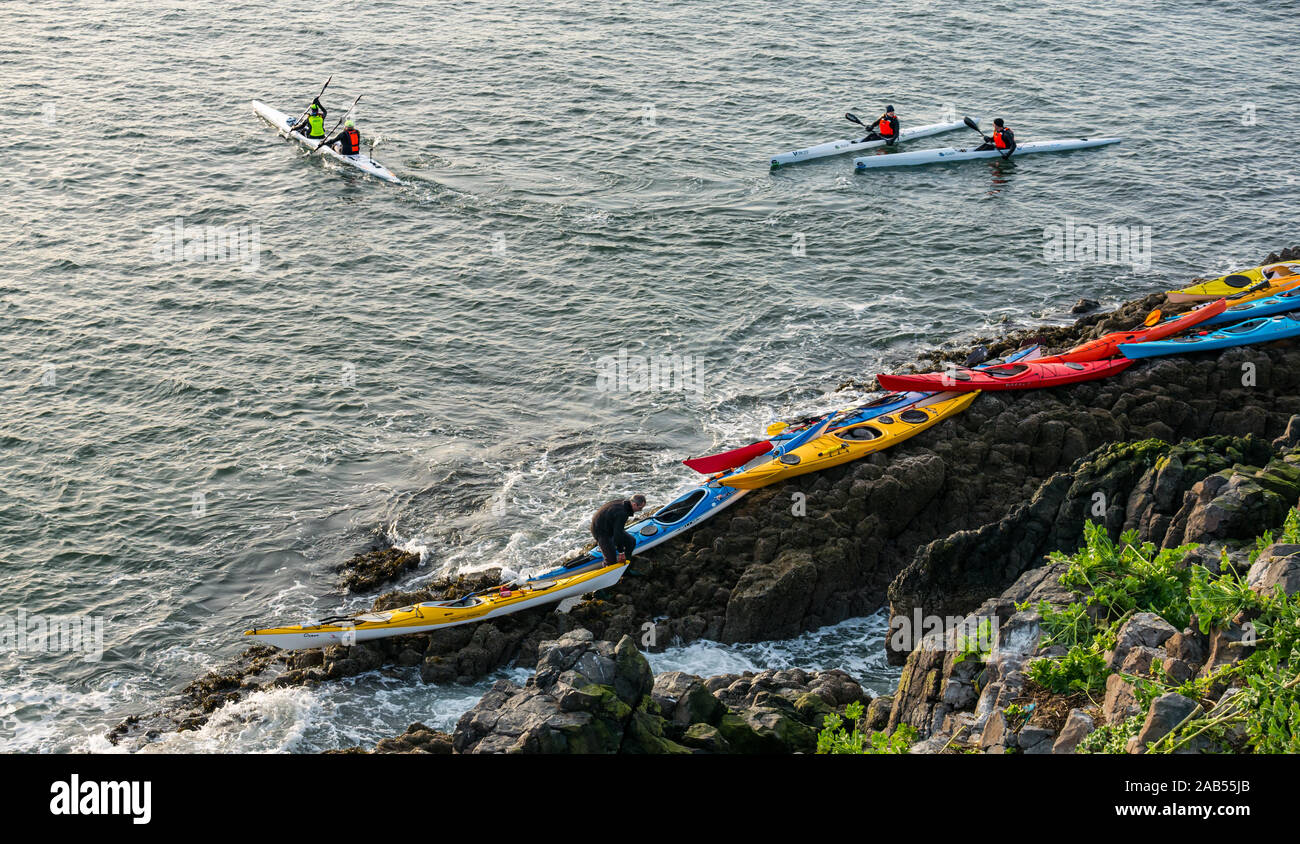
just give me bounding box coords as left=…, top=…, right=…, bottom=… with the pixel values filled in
left=975, top=118, right=1016, bottom=157
left=323, top=118, right=361, bottom=155
left=591, top=494, right=647, bottom=564
left=291, top=98, right=328, bottom=139
left=861, top=105, right=900, bottom=145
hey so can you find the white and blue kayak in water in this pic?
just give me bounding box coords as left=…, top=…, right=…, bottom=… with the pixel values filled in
left=252, top=100, right=402, bottom=184
left=854, top=137, right=1122, bottom=170
left=770, top=118, right=977, bottom=168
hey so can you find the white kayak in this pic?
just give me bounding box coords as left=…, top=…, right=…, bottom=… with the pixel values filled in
left=252, top=100, right=402, bottom=184
left=770, top=118, right=976, bottom=168
left=854, top=137, right=1122, bottom=170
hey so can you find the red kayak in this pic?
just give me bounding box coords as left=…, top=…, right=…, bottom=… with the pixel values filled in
left=1038, top=299, right=1228, bottom=363
left=877, top=358, right=1134, bottom=392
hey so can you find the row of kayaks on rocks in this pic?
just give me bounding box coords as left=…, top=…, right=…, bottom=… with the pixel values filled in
left=244, top=258, right=1300, bottom=649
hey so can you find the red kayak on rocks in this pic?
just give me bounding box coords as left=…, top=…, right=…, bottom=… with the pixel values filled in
left=1037, top=299, right=1228, bottom=363
left=877, top=358, right=1134, bottom=392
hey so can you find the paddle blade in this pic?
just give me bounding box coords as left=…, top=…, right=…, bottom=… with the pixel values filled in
left=683, top=440, right=773, bottom=474
left=1143, top=308, right=1162, bottom=327
left=964, top=345, right=990, bottom=368
left=845, top=112, right=864, bottom=127
left=765, top=421, right=788, bottom=436
left=963, top=116, right=981, bottom=131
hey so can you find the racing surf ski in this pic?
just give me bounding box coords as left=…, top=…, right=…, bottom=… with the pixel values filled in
left=770, top=118, right=977, bottom=168
left=854, top=137, right=1122, bottom=170
left=252, top=100, right=402, bottom=184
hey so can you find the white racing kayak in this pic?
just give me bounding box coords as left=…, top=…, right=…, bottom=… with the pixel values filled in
left=854, top=137, right=1122, bottom=170
left=252, top=100, right=402, bottom=184
left=770, top=118, right=976, bottom=168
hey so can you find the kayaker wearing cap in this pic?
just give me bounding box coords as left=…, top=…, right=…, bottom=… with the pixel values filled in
left=291, top=98, right=328, bottom=139
left=324, top=118, right=361, bottom=155
left=591, top=494, right=647, bottom=564
left=862, top=106, right=900, bottom=145
left=975, top=118, right=1016, bottom=157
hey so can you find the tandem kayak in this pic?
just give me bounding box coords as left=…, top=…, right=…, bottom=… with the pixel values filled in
left=1165, top=262, right=1300, bottom=304
left=1038, top=300, right=1227, bottom=363
left=252, top=100, right=402, bottom=184
left=719, top=391, right=979, bottom=490
left=1200, top=285, right=1300, bottom=328
left=769, top=118, right=976, bottom=168
left=1118, top=312, right=1300, bottom=360
left=877, top=357, right=1133, bottom=392
left=853, top=137, right=1122, bottom=170
left=243, top=561, right=626, bottom=650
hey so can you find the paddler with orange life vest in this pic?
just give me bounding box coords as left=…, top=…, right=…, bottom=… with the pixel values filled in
left=861, top=105, right=900, bottom=145
left=975, top=118, right=1017, bottom=158
left=323, top=118, right=362, bottom=156
left=290, top=98, right=328, bottom=140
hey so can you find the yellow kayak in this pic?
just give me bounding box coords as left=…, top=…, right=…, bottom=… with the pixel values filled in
left=243, top=561, right=627, bottom=650
left=719, top=391, right=978, bottom=490
left=1166, top=261, right=1300, bottom=303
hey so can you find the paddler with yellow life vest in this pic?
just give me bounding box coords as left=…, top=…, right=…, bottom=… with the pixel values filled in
left=861, top=105, right=900, bottom=145
left=290, top=98, right=328, bottom=140
left=975, top=118, right=1017, bottom=157
left=323, top=118, right=362, bottom=155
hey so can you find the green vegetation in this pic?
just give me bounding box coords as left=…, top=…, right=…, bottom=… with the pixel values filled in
left=816, top=702, right=918, bottom=754
left=1022, top=517, right=1300, bottom=753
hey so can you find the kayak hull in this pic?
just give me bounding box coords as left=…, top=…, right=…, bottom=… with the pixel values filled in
left=244, top=563, right=627, bottom=650
left=1118, top=312, right=1300, bottom=359
left=1039, top=300, right=1227, bottom=363
left=252, top=100, right=402, bottom=184
left=720, top=391, right=978, bottom=490
left=1165, top=263, right=1300, bottom=303
left=770, top=118, right=976, bottom=168
left=854, top=137, right=1122, bottom=170
left=877, top=358, right=1133, bottom=392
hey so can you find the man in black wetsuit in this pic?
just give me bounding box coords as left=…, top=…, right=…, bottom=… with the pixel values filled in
left=862, top=105, right=900, bottom=145
left=323, top=118, right=361, bottom=155
left=591, top=494, right=647, bottom=564
left=975, top=118, right=1016, bottom=157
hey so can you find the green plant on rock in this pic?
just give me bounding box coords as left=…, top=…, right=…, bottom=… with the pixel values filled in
left=1027, top=645, right=1109, bottom=695
left=1077, top=715, right=1141, bottom=754
left=817, top=702, right=918, bottom=754
left=953, top=617, right=995, bottom=665
left=1188, top=564, right=1259, bottom=635
left=1036, top=600, right=1096, bottom=649
left=1054, top=522, right=1196, bottom=630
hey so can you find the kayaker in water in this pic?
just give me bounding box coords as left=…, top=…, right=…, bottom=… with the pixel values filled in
left=591, top=494, right=647, bottom=564
left=323, top=118, right=361, bottom=155
left=975, top=118, right=1016, bottom=157
left=861, top=105, right=900, bottom=145
left=291, top=98, right=328, bottom=139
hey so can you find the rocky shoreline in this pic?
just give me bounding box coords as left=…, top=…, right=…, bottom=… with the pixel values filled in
left=109, top=246, right=1300, bottom=753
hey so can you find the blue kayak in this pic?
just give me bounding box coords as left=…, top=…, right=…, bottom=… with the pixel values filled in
left=1199, top=286, right=1300, bottom=328
left=528, top=416, right=839, bottom=581
left=1119, top=312, right=1300, bottom=359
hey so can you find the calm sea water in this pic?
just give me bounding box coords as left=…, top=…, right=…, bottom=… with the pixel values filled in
left=2, top=0, right=1295, bottom=751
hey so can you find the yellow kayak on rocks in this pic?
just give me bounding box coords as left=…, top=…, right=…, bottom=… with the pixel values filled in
left=243, top=561, right=627, bottom=650
left=719, top=391, right=979, bottom=490
left=1166, top=261, right=1300, bottom=303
